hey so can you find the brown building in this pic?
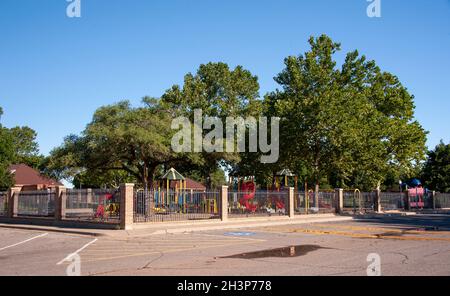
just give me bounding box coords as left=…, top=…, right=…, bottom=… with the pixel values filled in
left=9, top=164, right=63, bottom=191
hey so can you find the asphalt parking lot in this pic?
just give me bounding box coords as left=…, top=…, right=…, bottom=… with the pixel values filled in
left=0, top=214, right=449, bottom=276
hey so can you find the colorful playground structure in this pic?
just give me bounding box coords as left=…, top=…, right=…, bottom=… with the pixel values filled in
left=136, top=168, right=219, bottom=217
left=228, top=169, right=297, bottom=214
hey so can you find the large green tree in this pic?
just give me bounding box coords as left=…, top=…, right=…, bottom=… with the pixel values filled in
left=46, top=99, right=186, bottom=188
left=0, top=107, right=14, bottom=190
left=422, top=141, right=450, bottom=193
left=6, top=126, right=44, bottom=169
left=266, top=35, right=427, bottom=191
left=161, top=62, right=262, bottom=188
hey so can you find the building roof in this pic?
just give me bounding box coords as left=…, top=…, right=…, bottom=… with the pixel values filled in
left=168, top=177, right=206, bottom=191
left=185, top=178, right=206, bottom=191
left=9, top=164, right=63, bottom=187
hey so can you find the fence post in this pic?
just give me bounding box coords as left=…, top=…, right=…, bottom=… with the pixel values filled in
left=7, top=187, right=21, bottom=218
left=220, top=186, right=228, bottom=222
left=55, top=186, right=66, bottom=221
left=431, top=191, right=436, bottom=210
left=334, top=188, right=343, bottom=214
left=375, top=189, right=381, bottom=213
left=404, top=190, right=410, bottom=211
left=288, top=187, right=295, bottom=218
left=120, top=183, right=134, bottom=230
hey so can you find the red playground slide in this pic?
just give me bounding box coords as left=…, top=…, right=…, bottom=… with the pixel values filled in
left=239, top=181, right=257, bottom=212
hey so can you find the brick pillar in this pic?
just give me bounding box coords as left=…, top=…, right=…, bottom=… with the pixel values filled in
left=55, top=186, right=66, bottom=221
left=86, top=188, right=93, bottom=205
left=335, top=188, right=344, bottom=214
left=120, top=183, right=134, bottom=230
left=7, top=187, right=21, bottom=218
left=220, top=186, right=228, bottom=222
left=375, top=189, right=382, bottom=213
left=288, top=187, right=295, bottom=218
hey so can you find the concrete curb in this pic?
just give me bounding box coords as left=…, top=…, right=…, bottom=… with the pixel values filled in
left=0, top=224, right=108, bottom=237
left=127, top=215, right=355, bottom=236
left=0, top=215, right=354, bottom=238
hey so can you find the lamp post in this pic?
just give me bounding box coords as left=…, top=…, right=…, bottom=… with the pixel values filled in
left=399, top=180, right=402, bottom=193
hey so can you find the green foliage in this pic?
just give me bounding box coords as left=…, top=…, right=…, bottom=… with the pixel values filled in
left=43, top=37, right=429, bottom=192
left=46, top=99, right=183, bottom=188
left=265, top=35, right=427, bottom=191
left=0, top=107, right=14, bottom=189
left=422, top=141, right=450, bottom=193
left=72, top=170, right=136, bottom=189
left=6, top=126, right=44, bottom=169
left=161, top=62, right=262, bottom=188
left=0, top=127, right=14, bottom=190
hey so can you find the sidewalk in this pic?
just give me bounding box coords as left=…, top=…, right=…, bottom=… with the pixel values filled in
left=0, top=214, right=354, bottom=238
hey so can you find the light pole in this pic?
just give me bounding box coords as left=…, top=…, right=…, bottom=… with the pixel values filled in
left=399, top=180, right=402, bottom=193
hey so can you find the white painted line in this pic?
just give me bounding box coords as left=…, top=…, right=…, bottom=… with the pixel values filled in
left=0, top=233, right=49, bottom=252
left=57, top=238, right=98, bottom=265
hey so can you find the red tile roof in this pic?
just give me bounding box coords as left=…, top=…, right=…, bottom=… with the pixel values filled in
left=9, top=164, right=63, bottom=186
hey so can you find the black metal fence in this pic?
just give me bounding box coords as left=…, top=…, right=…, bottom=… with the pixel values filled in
left=343, top=191, right=375, bottom=213
left=0, top=191, right=7, bottom=216
left=294, top=191, right=336, bottom=214
left=435, top=193, right=450, bottom=209
left=380, top=192, right=405, bottom=211
left=228, top=191, right=289, bottom=217
left=294, top=191, right=307, bottom=214
left=134, top=190, right=220, bottom=222
left=17, top=190, right=56, bottom=217
left=317, top=191, right=336, bottom=213
left=65, top=189, right=120, bottom=223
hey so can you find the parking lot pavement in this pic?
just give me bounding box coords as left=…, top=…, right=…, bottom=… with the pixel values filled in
left=0, top=228, right=97, bottom=276
left=1, top=214, right=449, bottom=276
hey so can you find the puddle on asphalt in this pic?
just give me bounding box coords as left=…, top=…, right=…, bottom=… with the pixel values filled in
left=221, top=245, right=327, bottom=259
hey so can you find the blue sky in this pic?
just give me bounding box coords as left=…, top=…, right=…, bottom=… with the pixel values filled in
left=0, top=0, right=449, bottom=156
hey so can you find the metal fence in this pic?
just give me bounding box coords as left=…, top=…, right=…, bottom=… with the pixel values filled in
left=343, top=191, right=375, bottom=213
left=228, top=191, right=289, bottom=217
left=294, top=191, right=336, bottom=214
left=380, top=192, right=404, bottom=211
left=0, top=191, right=7, bottom=216
left=435, top=193, right=450, bottom=209
left=134, top=190, right=220, bottom=222
left=317, top=191, right=335, bottom=213
left=17, top=190, right=56, bottom=217
left=65, top=189, right=120, bottom=223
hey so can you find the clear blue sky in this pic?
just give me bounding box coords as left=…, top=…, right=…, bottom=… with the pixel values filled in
left=1, top=0, right=449, bottom=156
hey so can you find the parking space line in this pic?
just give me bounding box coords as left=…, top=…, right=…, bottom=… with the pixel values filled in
left=81, top=240, right=263, bottom=264
left=57, top=238, right=98, bottom=265
left=0, top=233, right=49, bottom=252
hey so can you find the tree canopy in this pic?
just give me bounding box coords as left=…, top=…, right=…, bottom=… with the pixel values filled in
left=422, top=141, right=450, bottom=193
left=0, top=107, right=43, bottom=189
left=45, top=35, right=429, bottom=191
left=264, top=35, right=427, bottom=191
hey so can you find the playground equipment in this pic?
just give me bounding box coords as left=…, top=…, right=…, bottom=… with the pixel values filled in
left=95, top=192, right=120, bottom=219
left=406, top=179, right=425, bottom=209
left=239, top=180, right=257, bottom=212
left=229, top=174, right=289, bottom=214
